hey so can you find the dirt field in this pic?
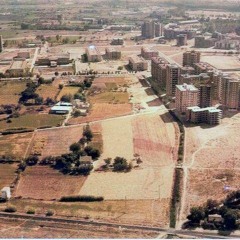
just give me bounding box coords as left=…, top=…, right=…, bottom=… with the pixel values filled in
left=57, top=86, right=80, bottom=101
left=68, top=103, right=132, bottom=124
left=0, top=114, right=65, bottom=131
left=201, top=54, right=240, bottom=70
left=0, top=163, right=18, bottom=189
left=0, top=132, right=33, bottom=158
left=15, top=166, right=86, bottom=200
left=182, top=112, right=240, bottom=220
left=0, top=81, right=26, bottom=105
left=90, top=92, right=129, bottom=104
left=35, top=84, right=60, bottom=100
left=30, top=125, right=84, bottom=158
left=0, top=218, right=158, bottom=238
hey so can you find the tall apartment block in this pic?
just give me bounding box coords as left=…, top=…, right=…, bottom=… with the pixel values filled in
left=221, top=76, right=240, bottom=110
left=199, top=84, right=212, bottom=108
left=176, top=34, right=187, bottom=46
left=0, top=35, right=3, bottom=53
left=141, top=21, right=162, bottom=39
left=151, top=57, right=168, bottom=89
left=183, top=50, right=200, bottom=67
left=166, top=64, right=181, bottom=97
left=175, top=84, right=199, bottom=113
left=194, top=62, right=214, bottom=75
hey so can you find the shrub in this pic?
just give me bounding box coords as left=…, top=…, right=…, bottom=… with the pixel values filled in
left=26, top=208, right=35, bottom=214
left=70, top=142, right=81, bottom=152
left=4, top=206, right=17, bottom=213
left=46, top=209, right=54, bottom=216
left=60, top=195, right=104, bottom=202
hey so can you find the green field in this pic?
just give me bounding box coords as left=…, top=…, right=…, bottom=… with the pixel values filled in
left=90, top=92, right=129, bottom=104
left=0, top=81, right=27, bottom=105
left=0, top=163, right=18, bottom=189
left=0, top=114, right=65, bottom=131
left=57, top=86, right=80, bottom=101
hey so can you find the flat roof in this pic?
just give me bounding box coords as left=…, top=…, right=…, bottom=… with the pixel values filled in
left=51, top=106, right=72, bottom=111
left=187, top=106, right=222, bottom=113
left=176, top=84, right=198, bottom=91
left=86, top=46, right=100, bottom=56
left=129, top=55, right=147, bottom=64
left=10, top=60, right=26, bottom=69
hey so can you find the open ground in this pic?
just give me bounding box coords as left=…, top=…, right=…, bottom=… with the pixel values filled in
left=179, top=113, right=240, bottom=223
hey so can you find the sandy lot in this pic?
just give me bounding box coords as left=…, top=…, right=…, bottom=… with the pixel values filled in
left=201, top=54, right=240, bottom=70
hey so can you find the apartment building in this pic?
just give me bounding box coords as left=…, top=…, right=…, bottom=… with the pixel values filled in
left=129, top=55, right=148, bottom=71
left=180, top=66, right=195, bottom=75
left=166, top=64, right=181, bottom=96
left=105, top=47, right=121, bottom=60
left=221, top=76, right=240, bottom=110
left=86, top=45, right=102, bottom=62
left=151, top=57, right=168, bottom=88
left=187, top=106, right=222, bottom=125
left=111, top=38, right=124, bottom=45
left=141, top=47, right=158, bottom=60
left=175, top=83, right=199, bottom=113
left=199, top=84, right=212, bottom=108
left=194, top=62, right=215, bottom=75
left=183, top=50, right=201, bottom=67
left=141, top=21, right=162, bottom=39
left=176, top=34, right=187, bottom=46
left=194, top=36, right=217, bottom=48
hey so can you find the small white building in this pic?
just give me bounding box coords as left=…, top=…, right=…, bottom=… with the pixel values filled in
left=1, top=187, right=11, bottom=200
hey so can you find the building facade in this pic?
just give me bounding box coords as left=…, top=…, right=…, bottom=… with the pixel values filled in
left=175, top=84, right=199, bottom=113
left=129, top=55, right=148, bottom=71
left=166, top=64, right=181, bottom=96
left=183, top=50, right=201, bottom=67
left=141, top=47, right=158, bottom=60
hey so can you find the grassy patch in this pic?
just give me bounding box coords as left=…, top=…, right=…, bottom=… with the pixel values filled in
left=35, top=84, right=60, bottom=100
left=0, top=81, right=27, bottom=105
left=90, top=92, right=129, bottom=104
left=57, top=86, right=80, bottom=101
left=0, top=114, right=65, bottom=131
left=105, top=82, right=118, bottom=91
left=89, top=132, right=103, bottom=153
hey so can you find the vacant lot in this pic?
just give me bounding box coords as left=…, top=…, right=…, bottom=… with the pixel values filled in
left=0, top=114, right=65, bottom=131
left=0, top=81, right=26, bottom=105
left=69, top=103, right=132, bottom=124
left=36, top=84, right=60, bottom=100
left=15, top=166, right=86, bottom=200
left=30, top=125, right=84, bottom=158
left=0, top=163, right=18, bottom=189
left=201, top=54, right=240, bottom=70
left=90, top=92, right=129, bottom=104
left=57, top=86, right=80, bottom=101
left=0, top=132, right=33, bottom=158
left=185, top=169, right=240, bottom=212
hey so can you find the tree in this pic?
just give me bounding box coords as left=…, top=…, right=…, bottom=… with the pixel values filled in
left=79, top=137, right=87, bottom=146
left=83, top=125, right=93, bottom=142
left=187, top=207, right=205, bottom=224
left=223, top=209, right=238, bottom=230
left=70, top=142, right=81, bottom=152
left=25, top=155, right=39, bottom=166
left=60, top=94, right=72, bottom=102
left=113, top=157, right=128, bottom=172
left=104, top=158, right=111, bottom=165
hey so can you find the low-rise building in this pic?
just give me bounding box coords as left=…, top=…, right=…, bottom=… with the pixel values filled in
left=86, top=45, right=102, bottom=62
left=50, top=102, right=73, bottom=114
left=141, top=47, right=158, bottom=60
left=111, top=38, right=124, bottom=45
left=129, top=55, right=148, bottom=71
left=186, top=106, right=222, bottom=125
left=194, top=36, right=217, bottom=48
left=105, top=47, right=121, bottom=60
left=1, top=187, right=11, bottom=200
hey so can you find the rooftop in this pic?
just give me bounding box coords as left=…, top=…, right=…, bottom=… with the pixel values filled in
left=176, top=83, right=198, bottom=92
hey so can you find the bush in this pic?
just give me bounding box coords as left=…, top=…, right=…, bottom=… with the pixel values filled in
left=113, top=157, right=131, bottom=172
left=25, top=155, right=39, bottom=166
left=83, top=125, right=93, bottom=141
left=60, top=195, right=104, bottom=202
left=46, top=209, right=54, bottom=216
left=4, top=206, right=17, bottom=213
left=26, top=208, right=35, bottom=214
left=70, top=142, right=81, bottom=152
left=60, top=94, right=72, bottom=102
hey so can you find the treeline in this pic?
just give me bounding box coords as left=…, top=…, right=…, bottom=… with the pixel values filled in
left=186, top=190, right=240, bottom=230
left=60, top=195, right=104, bottom=202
